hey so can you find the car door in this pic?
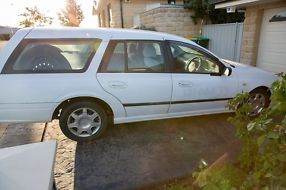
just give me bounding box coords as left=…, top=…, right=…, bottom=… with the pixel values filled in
left=97, top=40, right=172, bottom=119
left=167, top=41, right=238, bottom=115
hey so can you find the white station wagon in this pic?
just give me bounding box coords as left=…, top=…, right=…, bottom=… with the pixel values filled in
left=0, top=28, right=277, bottom=141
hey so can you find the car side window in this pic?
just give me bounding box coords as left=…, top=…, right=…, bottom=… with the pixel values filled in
left=100, top=40, right=166, bottom=73
left=2, top=39, right=101, bottom=74
left=105, top=42, right=126, bottom=72
left=169, top=42, right=220, bottom=74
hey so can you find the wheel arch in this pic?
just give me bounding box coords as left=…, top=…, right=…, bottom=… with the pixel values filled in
left=250, top=86, right=271, bottom=97
left=52, top=96, right=114, bottom=121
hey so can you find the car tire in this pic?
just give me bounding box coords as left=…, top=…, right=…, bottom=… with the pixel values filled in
left=248, top=88, right=270, bottom=117
left=59, top=101, right=108, bottom=142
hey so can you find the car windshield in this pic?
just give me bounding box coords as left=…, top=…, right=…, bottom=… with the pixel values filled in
left=171, top=43, right=203, bottom=59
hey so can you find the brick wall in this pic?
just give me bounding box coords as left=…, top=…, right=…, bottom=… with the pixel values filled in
left=240, top=0, right=286, bottom=66
left=96, top=0, right=122, bottom=28
left=95, top=0, right=184, bottom=28
left=140, top=6, right=201, bottom=38
left=121, top=0, right=184, bottom=28
left=240, top=5, right=262, bottom=66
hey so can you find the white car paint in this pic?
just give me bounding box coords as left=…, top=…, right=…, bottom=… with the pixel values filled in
left=0, top=27, right=278, bottom=124
left=223, top=59, right=277, bottom=92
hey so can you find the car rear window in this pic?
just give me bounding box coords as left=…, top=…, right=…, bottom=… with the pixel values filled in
left=2, top=38, right=101, bottom=74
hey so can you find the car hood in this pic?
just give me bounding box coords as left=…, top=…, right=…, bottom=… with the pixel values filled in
left=222, top=59, right=253, bottom=69
left=222, top=59, right=274, bottom=74
left=222, top=59, right=279, bottom=87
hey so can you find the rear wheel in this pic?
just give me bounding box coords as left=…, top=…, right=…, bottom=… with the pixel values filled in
left=59, top=101, right=108, bottom=142
left=248, top=88, right=270, bottom=117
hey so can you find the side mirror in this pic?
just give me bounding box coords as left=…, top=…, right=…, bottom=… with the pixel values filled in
left=223, top=67, right=232, bottom=76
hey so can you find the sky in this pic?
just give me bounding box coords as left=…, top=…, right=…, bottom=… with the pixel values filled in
left=0, top=0, right=98, bottom=27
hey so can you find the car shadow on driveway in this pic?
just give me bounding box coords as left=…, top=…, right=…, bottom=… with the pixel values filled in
left=74, top=113, right=241, bottom=190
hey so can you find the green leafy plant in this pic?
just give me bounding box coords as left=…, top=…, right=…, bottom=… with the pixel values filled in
left=192, top=159, right=245, bottom=190
left=192, top=73, right=286, bottom=189
left=183, top=0, right=245, bottom=24
left=184, top=0, right=212, bottom=24
left=228, top=73, right=286, bottom=189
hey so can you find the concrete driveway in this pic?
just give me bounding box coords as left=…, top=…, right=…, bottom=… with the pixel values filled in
left=0, top=113, right=241, bottom=190
left=73, top=113, right=241, bottom=190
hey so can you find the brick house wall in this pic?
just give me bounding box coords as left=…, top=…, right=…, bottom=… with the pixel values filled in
left=95, top=0, right=122, bottom=28
left=240, top=0, right=286, bottom=66
left=140, top=5, right=201, bottom=38
left=94, top=0, right=184, bottom=29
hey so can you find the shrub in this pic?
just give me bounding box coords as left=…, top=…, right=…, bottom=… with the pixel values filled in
left=193, top=73, right=286, bottom=189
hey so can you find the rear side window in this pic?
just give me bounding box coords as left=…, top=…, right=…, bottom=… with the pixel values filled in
left=105, top=42, right=125, bottom=72
left=2, top=39, right=101, bottom=74
left=99, top=40, right=166, bottom=73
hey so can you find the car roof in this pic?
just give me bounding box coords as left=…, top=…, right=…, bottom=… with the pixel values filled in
left=23, top=27, right=195, bottom=44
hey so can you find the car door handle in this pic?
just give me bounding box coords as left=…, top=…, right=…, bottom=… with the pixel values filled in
left=178, top=81, right=192, bottom=87
left=108, top=81, right=128, bottom=89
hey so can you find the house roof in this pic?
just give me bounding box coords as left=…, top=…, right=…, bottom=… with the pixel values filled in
left=209, top=0, right=229, bottom=4
left=213, top=0, right=284, bottom=9
left=212, top=0, right=267, bottom=9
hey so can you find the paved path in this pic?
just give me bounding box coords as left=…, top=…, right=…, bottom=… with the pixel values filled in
left=0, top=113, right=242, bottom=190
left=0, top=123, right=45, bottom=148
left=73, top=113, right=240, bottom=190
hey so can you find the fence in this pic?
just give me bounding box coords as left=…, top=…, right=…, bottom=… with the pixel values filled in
left=203, top=23, right=244, bottom=62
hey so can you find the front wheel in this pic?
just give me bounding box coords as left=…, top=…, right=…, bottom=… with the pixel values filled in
left=59, top=101, right=108, bottom=142
left=248, top=89, right=270, bottom=117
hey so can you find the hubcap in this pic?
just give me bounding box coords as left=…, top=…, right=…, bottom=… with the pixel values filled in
left=67, top=108, right=101, bottom=137
left=248, top=93, right=266, bottom=116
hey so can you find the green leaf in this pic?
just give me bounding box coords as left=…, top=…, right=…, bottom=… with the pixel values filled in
left=247, top=122, right=256, bottom=131
left=265, top=173, right=272, bottom=178
left=257, top=135, right=266, bottom=146
left=264, top=118, right=273, bottom=126
left=267, top=131, right=279, bottom=139
left=282, top=116, right=286, bottom=128
left=277, top=153, right=286, bottom=162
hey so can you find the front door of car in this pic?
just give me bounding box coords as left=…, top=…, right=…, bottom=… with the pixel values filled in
left=97, top=40, right=172, bottom=119
left=167, top=41, right=238, bottom=115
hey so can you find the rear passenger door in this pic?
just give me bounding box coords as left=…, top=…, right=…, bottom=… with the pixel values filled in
left=97, top=40, right=172, bottom=119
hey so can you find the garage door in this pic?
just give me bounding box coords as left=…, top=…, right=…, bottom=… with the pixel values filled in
left=257, top=7, right=286, bottom=73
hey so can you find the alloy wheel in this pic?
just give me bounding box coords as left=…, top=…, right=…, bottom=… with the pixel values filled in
left=67, top=108, right=102, bottom=137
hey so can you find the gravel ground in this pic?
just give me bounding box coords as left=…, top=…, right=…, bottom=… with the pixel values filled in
left=43, top=121, right=77, bottom=190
